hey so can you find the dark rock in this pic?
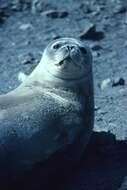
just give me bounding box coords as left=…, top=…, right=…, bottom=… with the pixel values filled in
left=117, top=6, right=127, bottom=14
left=41, top=10, right=68, bottom=19
left=91, top=44, right=102, bottom=51
left=0, top=8, right=9, bottom=24
left=94, top=105, right=100, bottom=111
left=113, top=3, right=127, bottom=14
left=79, top=24, right=104, bottom=41
left=19, top=53, right=35, bottom=65
left=112, top=77, right=125, bottom=87
left=52, top=34, right=61, bottom=40
left=79, top=3, right=92, bottom=14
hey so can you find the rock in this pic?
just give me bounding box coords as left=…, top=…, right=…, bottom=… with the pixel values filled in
left=51, top=33, right=61, bottom=40
left=52, top=35, right=61, bottom=40
left=79, top=2, right=104, bottom=16
left=97, top=109, right=108, bottom=115
left=91, top=5, right=103, bottom=16
left=10, top=0, right=31, bottom=11
left=19, top=53, right=35, bottom=65
left=79, top=2, right=92, bottom=14
left=94, top=105, right=100, bottom=111
left=100, top=78, right=112, bottom=90
left=41, top=10, right=68, bottom=18
left=10, top=0, right=22, bottom=11
left=31, top=0, right=44, bottom=13
left=79, top=23, right=104, bottom=41
left=91, top=44, right=102, bottom=51
left=31, top=0, right=54, bottom=14
left=0, top=8, right=9, bottom=24
left=92, top=51, right=100, bottom=57
left=18, top=72, right=28, bottom=83
left=112, top=77, right=125, bottom=87
left=113, top=2, right=127, bottom=14
left=19, top=23, right=33, bottom=30
left=31, top=0, right=68, bottom=17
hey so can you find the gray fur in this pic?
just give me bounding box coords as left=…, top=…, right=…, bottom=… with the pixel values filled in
left=0, top=38, right=94, bottom=180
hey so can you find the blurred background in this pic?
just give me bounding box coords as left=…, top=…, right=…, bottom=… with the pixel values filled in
left=0, top=0, right=127, bottom=190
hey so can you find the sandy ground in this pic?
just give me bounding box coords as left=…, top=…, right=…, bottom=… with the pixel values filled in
left=0, top=0, right=127, bottom=189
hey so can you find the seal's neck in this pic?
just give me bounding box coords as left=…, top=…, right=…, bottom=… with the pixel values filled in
left=23, top=61, right=92, bottom=96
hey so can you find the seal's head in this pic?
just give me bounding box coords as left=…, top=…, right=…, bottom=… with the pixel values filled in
left=41, top=38, right=92, bottom=80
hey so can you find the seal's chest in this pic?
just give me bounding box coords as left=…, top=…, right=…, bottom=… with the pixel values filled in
left=43, top=90, right=83, bottom=117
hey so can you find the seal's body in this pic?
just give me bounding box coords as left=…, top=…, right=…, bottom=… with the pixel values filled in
left=0, top=38, right=94, bottom=182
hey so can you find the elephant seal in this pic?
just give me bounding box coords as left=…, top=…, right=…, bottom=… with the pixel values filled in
left=0, top=37, right=94, bottom=186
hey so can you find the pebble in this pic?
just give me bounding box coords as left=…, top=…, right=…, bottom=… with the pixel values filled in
left=41, top=10, right=68, bottom=19
left=94, top=105, right=100, bottom=111
left=100, top=78, right=112, bottom=90
left=10, top=0, right=31, bottom=11
left=112, top=77, right=125, bottom=87
left=19, top=53, right=35, bottom=65
left=19, top=23, right=33, bottom=30
left=10, top=0, right=22, bottom=11
left=31, top=0, right=54, bottom=14
left=91, top=44, right=102, bottom=51
left=18, top=72, right=27, bottom=83
left=92, top=51, right=100, bottom=57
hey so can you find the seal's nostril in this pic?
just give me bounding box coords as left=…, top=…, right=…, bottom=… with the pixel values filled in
left=70, top=45, right=75, bottom=50
left=66, top=45, right=70, bottom=50
left=66, top=45, right=75, bottom=51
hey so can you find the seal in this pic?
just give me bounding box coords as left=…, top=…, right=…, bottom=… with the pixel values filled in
left=0, top=37, right=94, bottom=185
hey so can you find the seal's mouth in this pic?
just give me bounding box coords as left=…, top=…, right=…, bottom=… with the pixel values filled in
left=55, top=57, right=71, bottom=67
left=46, top=55, right=86, bottom=80
left=55, top=60, right=65, bottom=67
left=55, top=57, right=80, bottom=69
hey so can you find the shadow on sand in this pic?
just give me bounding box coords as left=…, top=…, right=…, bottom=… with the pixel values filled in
left=3, top=131, right=127, bottom=190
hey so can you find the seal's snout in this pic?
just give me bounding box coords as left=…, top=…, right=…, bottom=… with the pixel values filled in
left=63, top=44, right=79, bottom=60
left=54, top=44, right=80, bottom=67
left=64, top=44, right=78, bottom=54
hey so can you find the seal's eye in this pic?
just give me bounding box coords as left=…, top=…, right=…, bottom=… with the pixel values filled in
left=80, top=47, right=87, bottom=55
left=53, top=43, right=61, bottom=49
